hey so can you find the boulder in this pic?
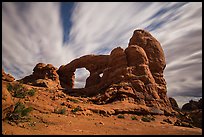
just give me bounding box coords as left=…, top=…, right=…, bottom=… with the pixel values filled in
left=19, top=63, right=61, bottom=89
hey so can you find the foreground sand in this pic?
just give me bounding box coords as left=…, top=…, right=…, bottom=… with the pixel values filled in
left=2, top=110, right=202, bottom=135
left=2, top=81, right=202, bottom=135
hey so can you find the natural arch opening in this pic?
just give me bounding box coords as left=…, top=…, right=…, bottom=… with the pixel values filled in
left=74, top=68, right=90, bottom=88
left=99, top=73, right=103, bottom=78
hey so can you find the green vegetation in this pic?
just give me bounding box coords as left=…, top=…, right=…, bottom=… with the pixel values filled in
left=27, top=89, right=36, bottom=96
left=141, top=117, right=151, bottom=122
left=117, top=114, right=125, bottom=119
left=71, top=106, right=82, bottom=113
left=7, top=83, right=36, bottom=98
left=131, top=116, right=138, bottom=120
left=141, top=115, right=155, bottom=122
left=7, top=83, right=13, bottom=92
left=13, top=83, right=27, bottom=98
left=54, top=107, right=66, bottom=115
left=6, top=102, right=33, bottom=123
left=68, top=98, right=79, bottom=103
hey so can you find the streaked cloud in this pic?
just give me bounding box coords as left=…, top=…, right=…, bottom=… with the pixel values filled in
left=2, top=2, right=202, bottom=106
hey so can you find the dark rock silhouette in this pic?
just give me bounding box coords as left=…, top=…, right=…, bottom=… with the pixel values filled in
left=182, top=98, right=202, bottom=111
left=170, top=98, right=202, bottom=129
left=169, top=97, right=180, bottom=111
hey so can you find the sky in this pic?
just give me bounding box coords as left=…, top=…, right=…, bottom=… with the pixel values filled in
left=2, top=2, right=202, bottom=107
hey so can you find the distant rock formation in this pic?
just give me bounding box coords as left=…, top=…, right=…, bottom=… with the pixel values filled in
left=56, top=29, right=174, bottom=115
left=182, top=98, right=202, bottom=111
left=169, top=97, right=180, bottom=111
left=19, top=63, right=61, bottom=89
left=2, top=69, right=15, bottom=82
left=174, top=98, right=202, bottom=128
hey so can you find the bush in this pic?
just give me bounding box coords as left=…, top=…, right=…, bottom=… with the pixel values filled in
left=7, top=83, right=13, bottom=92
left=68, top=98, right=79, bottom=103
left=141, top=117, right=151, bottom=122
left=21, top=107, right=33, bottom=117
left=141, top=115, right=155, bottom=122
left=131, top=116, right=138, bottom=120
left=27, top=89, right=36, bottom=96
left=117, top=114, right=125, bottom=119
left=6, top=102, right=33, bottom=122
left=71, top=106, right=82, bottom=113
left=54, top=107, right=66, bottom=115
left=10, top=83, right=27, bottom=98
left=14, top=89, right=27, bottom=98
left=7, top=83, right=36, bottom=98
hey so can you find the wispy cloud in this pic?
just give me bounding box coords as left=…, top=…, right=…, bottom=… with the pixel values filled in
left=2, top=2, right=202, bottom=106
left=2, top=2, right=65, bottom=78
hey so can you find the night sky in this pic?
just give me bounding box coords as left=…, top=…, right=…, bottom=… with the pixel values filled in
left=2, top=2, right=202, bottom=107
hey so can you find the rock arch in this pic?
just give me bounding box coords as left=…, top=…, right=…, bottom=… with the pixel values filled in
left=57, top=55, right=109, bottom=89
left=74, top=68, right=90, bottom=88
left=56, top=29, right=167, bottom=100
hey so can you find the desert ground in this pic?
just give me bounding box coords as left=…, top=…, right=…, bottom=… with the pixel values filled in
left=2, top=81, right=202, bottom=135
left=2, top=110, right=202, bottom=135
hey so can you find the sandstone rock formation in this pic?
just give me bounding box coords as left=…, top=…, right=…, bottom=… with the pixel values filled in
left=169, top=97, right=180, bottom=111
left=19, top=63, right=61, bottom=89
left=2, top=69, right=15, bottom=82
left=170, top=98, right=202, bottom=128
left=181, top=98, right=202, bottom=128
left=182, top=98, right=202, bottom=111
left=57, top=55, right=109, bottom=89
left=57, top=29, right=174, bottom=115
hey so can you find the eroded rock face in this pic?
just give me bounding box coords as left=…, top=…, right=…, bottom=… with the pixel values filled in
left=182, top=98, right=202, bottom=111
left=128, top=29, right=166, bottom=73
left=19, top=63, right=61, bottom=89
left=169, top=97, right=180, bottom=111
left=57, top=29, right=174, bottom=115
left=57, top=55, right=109, bottom=89
left=2, top=69, right=15, bottom=82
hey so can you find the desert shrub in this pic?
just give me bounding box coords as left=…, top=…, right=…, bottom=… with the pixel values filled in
left=27, top=89, right=36, bottom=96
left=54, top=107, right=66, bottom=115
left=7, top=83, right=36, bottom=98
left=6, top=102, right=32, bottom=122
left=7, top=83, right=13, bottom=92
left=71, top=106, right=82, bottom=113
left=14, top=87, right=27, bottom=98
left=141, top=117, right=151, bottom=122
left=68, top=98, right=79, bottom=103
left=131, top=116, right=138, bottom=120
left=9, top=83, right=27, bottom=98
left=117, top=114, right=125, bottom=119
left=141, top=115, right=155, bottom=122
left=21, top=107, right=33, bottom=116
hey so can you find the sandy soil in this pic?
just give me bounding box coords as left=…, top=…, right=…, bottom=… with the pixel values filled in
left=2, top=110, right=202, bottom=135
left=2, top=81, right=202, bottom=135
